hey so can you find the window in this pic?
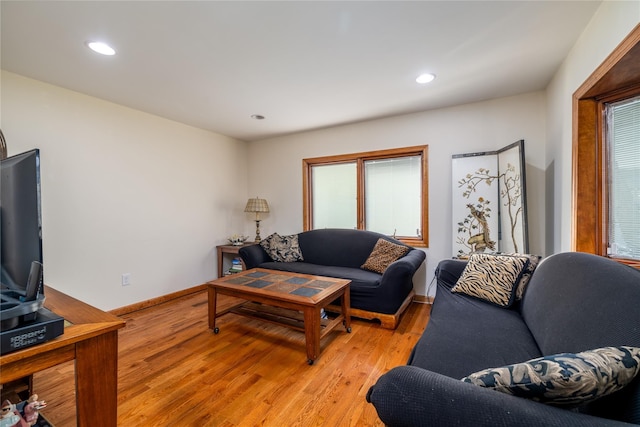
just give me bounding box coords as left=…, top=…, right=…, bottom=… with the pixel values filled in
left=605, top=96, right=640, bottom=260
left=303, top=146, right=428, bottom=247
left=573, top=24, right=640, bottom=269
left=311, top=162, right=357, bottom=229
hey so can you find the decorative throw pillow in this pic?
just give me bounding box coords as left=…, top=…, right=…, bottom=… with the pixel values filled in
left=361, top=238, right=409, bottom=274
left=511, top=253, right=541, bottom=300
left=462, top=346, right=640, bottom=406
left=451, top=253, right=529, bottom=307
left=259, top=233, right=303, bottom=262
left=259, top=233, right=277, bottom=254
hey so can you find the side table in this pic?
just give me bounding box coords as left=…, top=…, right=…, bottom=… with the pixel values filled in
left=216, top=243, right=254, bottom=278
left=0, top=286, right=125, bottom=426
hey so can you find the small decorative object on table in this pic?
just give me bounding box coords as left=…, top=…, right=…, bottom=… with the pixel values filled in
left=0, top=394, right=48, bottom=427
left=19, top=395, right=47, bottom=426
left=227, top=235, right=249, bottom=246
left=1, top=399, right=23, bottom=427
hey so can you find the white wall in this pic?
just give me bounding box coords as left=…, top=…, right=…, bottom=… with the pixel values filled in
left=246, top=91, right=547, bottom=297
left=1, top=71, right=249, bottom=310
left=546, top=1, right=640, bottom=253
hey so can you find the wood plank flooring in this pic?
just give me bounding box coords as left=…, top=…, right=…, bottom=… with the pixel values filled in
left=32, top=291, right=431, bottom=426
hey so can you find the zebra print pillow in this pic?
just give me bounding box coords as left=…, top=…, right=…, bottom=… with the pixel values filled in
left=451, top=253, right=529, bottom=307
left=462, top=346, right=640, bottom=406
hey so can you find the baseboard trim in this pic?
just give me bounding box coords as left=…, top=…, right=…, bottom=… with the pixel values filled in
left=413, top=294, right=434, bottom=305
left=109, top=284, right=207, bottom=316
left=109, top=285, right=435, bottom=317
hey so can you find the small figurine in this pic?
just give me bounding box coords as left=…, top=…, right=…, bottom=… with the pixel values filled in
left=0, top=400, right=14, bottom=418
left=20, top=395, right=46, bottom=427
left=0, top=400, right=22, bottom=427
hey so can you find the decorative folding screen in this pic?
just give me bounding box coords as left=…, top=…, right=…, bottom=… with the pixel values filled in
left=452, top=140, right=528, bottom=258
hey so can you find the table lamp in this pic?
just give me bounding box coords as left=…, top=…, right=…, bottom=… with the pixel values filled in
left=244, top=197, right=270, bottom=242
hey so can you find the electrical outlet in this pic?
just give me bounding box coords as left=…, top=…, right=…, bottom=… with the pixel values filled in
left=122, top=273, right=131, bottom=286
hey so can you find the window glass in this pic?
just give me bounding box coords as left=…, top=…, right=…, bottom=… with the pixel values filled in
left=606, top=96, right=640, bottom=260
left=311, top=162, right=357, bottom=229
left=364, top=156, right=422, bottom=237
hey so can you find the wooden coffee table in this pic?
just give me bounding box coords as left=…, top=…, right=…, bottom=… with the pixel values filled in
left=207, top=268, right=351, bottom=365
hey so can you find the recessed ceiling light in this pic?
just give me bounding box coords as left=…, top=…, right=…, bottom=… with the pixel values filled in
left=251, top=115, right=265, bottom=120
left=416, top=73, right=436, bottom=84
left=86, top=41, right=116, bottom=56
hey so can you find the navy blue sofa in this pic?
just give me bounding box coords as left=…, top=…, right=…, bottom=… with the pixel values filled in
left=239, top=228, right=426, bottom=329
left=367, top=252, right=640, bottom=426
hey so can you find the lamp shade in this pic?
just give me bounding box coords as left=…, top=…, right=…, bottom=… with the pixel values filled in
left=244, top=198, right=270, bottom=213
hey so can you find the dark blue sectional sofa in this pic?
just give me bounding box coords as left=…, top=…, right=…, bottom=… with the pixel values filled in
left=239, top=228, right=426, bottom=329
left=366, top=252, right=640, bottom=426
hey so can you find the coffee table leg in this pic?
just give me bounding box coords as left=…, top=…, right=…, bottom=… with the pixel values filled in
left=342, top=286, right=352, bottom=333
left=303, top=306, right=321, bottom=365
left=208, top=286, right=219, bottom=334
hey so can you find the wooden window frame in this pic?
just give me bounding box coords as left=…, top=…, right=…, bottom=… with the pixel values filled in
left=573, top=23, right=640, bottom=269
left=302, top=145, right=429, bottom=247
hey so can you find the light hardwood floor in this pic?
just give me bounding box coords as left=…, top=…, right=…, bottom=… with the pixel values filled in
left=33, top=291, right=431, bottom=426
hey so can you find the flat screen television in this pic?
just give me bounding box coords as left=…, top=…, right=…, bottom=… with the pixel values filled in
left=1, top=149, right=44, bottom=299
left=0, top=149, right=64, bottom=345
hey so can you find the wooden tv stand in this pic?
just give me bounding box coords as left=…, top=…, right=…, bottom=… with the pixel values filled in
left=0, top=286, right=125, bottom=426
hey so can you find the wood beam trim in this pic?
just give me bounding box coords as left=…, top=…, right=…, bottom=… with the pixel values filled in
left=572, top=98, right=599, bottom=253
left=572, top=24, right=640, bottom=255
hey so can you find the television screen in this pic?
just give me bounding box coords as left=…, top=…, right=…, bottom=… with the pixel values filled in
left=0, top=149, right=43, bottom=294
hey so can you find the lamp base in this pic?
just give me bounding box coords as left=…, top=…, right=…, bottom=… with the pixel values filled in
left=254, top=219, right=262, bottom=243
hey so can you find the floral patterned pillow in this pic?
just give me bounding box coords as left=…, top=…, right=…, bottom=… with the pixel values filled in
left=462, top=346, right=640, bottom=406
left=505, top=253, right=542, bottom=300
left=260, top=233, right=304, bottom=262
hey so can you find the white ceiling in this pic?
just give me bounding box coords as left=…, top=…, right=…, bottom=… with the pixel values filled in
left=1, top=1, right=601, bottom=142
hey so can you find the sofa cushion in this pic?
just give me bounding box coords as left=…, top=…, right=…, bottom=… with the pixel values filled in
left=408, top=281, right=541, bottom=379
left=361, top=238, right=409, bottom=274
left=258, top=261, right=380, bottom=285
left=462, top=346, right=640, bottom=406
left=260, top=233, right=304, bottom=262
left=451, top=253, right=529, bottom=307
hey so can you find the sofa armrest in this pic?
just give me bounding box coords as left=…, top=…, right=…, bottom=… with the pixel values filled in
left=366, top=366, right=633, bottom=427
left=238, top=244, right=271, bottom=269
left=381, top=249, right=426, bottom=286
left=348, top=249, right=424, bottom=314
left=383, top=249, right=425, bottom=277
left=434, top=258, right=468, bottom=290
